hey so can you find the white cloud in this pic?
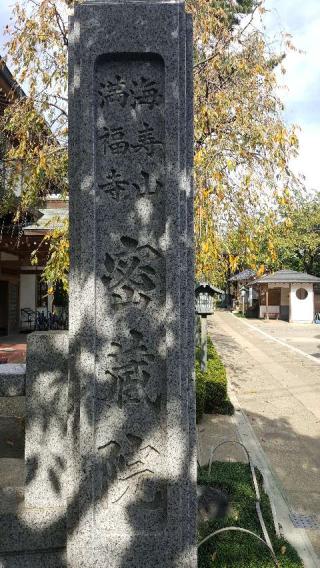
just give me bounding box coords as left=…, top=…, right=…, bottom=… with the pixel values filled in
left=292, top=124, right=320, bottom=191
left=0, top=0, right=318, bottom=192
left=264, top=0, right=320, bottom=192
left=0, top=3, right=12, bottom=51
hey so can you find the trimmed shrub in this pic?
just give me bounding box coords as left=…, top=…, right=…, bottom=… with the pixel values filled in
left=195, top=362, right=206, bottom=423
left=203, top=358, right=227, bottom=413
left=196, top=337, right=234, bottom=422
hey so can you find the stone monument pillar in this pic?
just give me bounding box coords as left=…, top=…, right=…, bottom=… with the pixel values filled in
left=68, top=1, right=196, bottom=565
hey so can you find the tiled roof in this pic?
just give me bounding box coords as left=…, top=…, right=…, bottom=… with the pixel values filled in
left=229, top=269, right=256, bottom=282
left=255, top=269, right=320, bottom=284
left=23, top=207, right=68, bottom=234
left=196, top=282, right=224, bottom=294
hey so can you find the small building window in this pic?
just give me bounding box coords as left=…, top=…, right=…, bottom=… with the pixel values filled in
left=296, top=288, right=308, bottom=300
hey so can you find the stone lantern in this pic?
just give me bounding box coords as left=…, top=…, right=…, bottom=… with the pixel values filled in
left=195, top=282, right=216, bottom=316
left=195, top=282, right=220, bottom=371
left=240, top=285, right=249, bottom=314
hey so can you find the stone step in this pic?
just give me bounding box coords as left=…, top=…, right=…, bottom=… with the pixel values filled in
left=0, top=459, right=25, bottom=490
left=0, top=486, right=24, bottom=515
left=0, top=365, right=26, bottom=397
left=0, top=419, right=24, bottom=458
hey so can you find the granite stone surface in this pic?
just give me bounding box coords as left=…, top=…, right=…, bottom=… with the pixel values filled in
left=0, top=549, right=66, bottom=568
left=0, top=508, right=66, bottom=554
left=25, top=332, right=68, bottom=509
left=0, top=365, right=26, bottom=397
left=0, top=333, right=68, bottom=564
left=68, top=0, right=196, bottom=565
left=185, top=15, right=197, bottom=564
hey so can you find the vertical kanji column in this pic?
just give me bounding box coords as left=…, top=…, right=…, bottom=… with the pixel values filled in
left=68, top=1, right=196, bottom=566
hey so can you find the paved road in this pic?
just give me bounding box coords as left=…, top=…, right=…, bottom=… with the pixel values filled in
left=0, top=335, right=27, bottom=363
left=241, top=318, right=320, bottom=360
left=208, top=311, right=320, bottom=558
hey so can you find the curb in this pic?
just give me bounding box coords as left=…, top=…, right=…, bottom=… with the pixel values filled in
left=229, top=387, right=319, bottom=568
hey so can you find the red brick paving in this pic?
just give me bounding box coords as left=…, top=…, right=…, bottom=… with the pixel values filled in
left=0, top=336, right=27, bottom=364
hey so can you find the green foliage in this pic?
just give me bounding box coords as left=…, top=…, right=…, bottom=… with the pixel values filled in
left=0, top=0, right=69, bottom=284
left=196, top=366, right=206, bottom=423
left=198, top=462, right=303, bottom=567
left=187, top=0, right=303, bottom=286
left=212, top=0, right=258, bottom=27
left=1, top=0, right=304, bottom=290
left=196, top=337, right=234, bottom=422
left=31, top=218, right=69, bottom=291
left=275, top=191, right=320, bottom=276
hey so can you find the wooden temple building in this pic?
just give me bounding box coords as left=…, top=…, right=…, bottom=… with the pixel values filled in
left=254, top=269, right=320, bottom=323
left=0, top=59, right=68, bottom=335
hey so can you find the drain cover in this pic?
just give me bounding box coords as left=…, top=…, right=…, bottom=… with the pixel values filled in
left=289, top=512, right=320, bottom=530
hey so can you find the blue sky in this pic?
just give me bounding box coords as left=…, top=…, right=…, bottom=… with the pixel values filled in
left=264, top=0, right=320, bottom=192
left=0, top=0, right=319, bottom=191
left=0, top=3, right=10, bottom=43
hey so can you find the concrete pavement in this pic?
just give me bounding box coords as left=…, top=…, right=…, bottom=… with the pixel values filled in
left=208, top=310, right=320, bottom=560
left=197, top=413, right=247, bottom=467
left=241, top=317, right=320, bottom=360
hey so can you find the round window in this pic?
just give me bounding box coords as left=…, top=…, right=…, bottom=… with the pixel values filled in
left=296, top=288, right=308, bottom=300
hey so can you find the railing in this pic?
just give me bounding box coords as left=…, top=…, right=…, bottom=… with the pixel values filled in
left=21, top=309, right=68, bottom=331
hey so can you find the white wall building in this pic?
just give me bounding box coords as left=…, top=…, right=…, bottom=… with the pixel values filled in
left=255, top=269, right=320, bottom=324
left=0, top=197, right=68, bottom=335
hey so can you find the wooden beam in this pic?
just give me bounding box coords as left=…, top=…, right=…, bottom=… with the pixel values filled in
left=266, top=285, right=269, bottom=320
left=0, top=260, right=21, bottom=275
left=0, top=260, right=20, bottom=267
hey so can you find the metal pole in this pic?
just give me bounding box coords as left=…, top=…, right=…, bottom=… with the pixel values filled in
left=195, top=314, right=201, bottom=348
left=200, top=315, right=207, bottom=372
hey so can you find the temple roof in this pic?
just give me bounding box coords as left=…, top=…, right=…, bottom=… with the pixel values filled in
left=0, top=57, right=25, bottom=113
left=229, top=269, right=256, bottom=282
left=195, top=282, right=224, bottom=295
left=255, top=269, right=320, bottom=284
left=22, top=197, right=68, bottom=235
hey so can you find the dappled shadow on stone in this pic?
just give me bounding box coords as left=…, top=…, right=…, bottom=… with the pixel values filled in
left=0, top=3, right=197, bottom=567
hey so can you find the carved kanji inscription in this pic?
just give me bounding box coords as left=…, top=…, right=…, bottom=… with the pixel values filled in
left=98, top=168, right=163, bottom=200
left=98, top=75, right=162, bottom=110
left=94, top=54, right=167, bottom=531
left=102, top=236, right=162, bottom=309
left=102, top=329, right=161, bottom=410
left=98, top=122, right=163, bottom=157
left=96, top=329, right=165, bottom=514
left=96, top=54, right=165, bottom=207
left=98, top=434, right=164, bottom=511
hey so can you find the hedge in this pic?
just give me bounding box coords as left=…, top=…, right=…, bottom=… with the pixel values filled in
left=195, top=363, right=206, bottom=423
left=196, top=337, right=234, bottom=422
